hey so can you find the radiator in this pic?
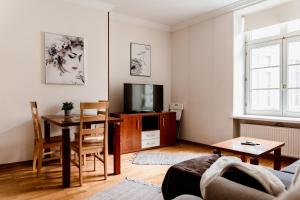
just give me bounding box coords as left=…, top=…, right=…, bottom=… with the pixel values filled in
left=240, top=124, right=300, bottom=158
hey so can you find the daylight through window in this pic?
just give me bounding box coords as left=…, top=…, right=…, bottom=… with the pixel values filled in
left=246, top=20, right=300, bottom=117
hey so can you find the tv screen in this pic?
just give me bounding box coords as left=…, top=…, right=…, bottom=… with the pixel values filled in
left=124, top=83, right=163, bottom=113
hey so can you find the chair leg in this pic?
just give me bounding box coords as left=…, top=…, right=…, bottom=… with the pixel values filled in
left=83, top=154, right=86, bottom=166
left=74, top=152, right=78, bottom=162
left=32, top=143, right=38, bottom=171
left=94, top=153, right=96, bottom=171
left=104, top=147, right=108, bottom=180
left=37, top=144, right=43, bottom=175
left=79, top=153, right=83, bottom=186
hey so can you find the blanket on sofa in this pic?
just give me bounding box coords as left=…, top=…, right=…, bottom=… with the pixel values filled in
left=200, top=156, right=285, bottom=198
left=161, top=154, right=221, bottom=200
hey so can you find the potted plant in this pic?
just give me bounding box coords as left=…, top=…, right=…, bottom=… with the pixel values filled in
left=61, top=102, right=74, bottom=116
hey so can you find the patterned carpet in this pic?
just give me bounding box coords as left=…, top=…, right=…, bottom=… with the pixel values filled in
left=89, top=179, right=163, bottom=200
left=132, top=152, right=206, bottom=165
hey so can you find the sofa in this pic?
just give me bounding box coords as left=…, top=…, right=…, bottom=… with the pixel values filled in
left=162, top=155, right=300, bottom=200
left=174, top=175, right=300, bottom=200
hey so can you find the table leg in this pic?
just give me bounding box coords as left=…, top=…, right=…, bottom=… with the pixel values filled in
left=274, top=148, right=281, bottom=170
left=250, top=157, right=259, bottom=165
left=44, top=121, right=50, bottom=158
left=213, top=149, right=221, bottom=155
left=44, top=121, right=50, bottom=141
left=113, top=123, right=121, bottom=175
left=241, top=155, right=247, bottom=162
left=62, top=127, right=71, bottom=188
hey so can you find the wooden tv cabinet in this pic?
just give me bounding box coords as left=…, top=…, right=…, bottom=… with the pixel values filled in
left=111, top=112, right=176, bottom=154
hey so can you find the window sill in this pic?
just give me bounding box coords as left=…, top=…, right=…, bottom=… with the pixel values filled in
left=232, top=114, right=300, bottom=124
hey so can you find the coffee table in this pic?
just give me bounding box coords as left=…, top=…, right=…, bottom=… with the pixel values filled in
left=212, top=137, right=285, bottom=170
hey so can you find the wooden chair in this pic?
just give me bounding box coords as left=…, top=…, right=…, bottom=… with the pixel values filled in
left=71, top=101, right=109, bottom=186
left=30, top=101, right=62, bottom=174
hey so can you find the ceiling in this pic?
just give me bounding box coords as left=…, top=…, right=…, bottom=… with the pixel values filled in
left=96, top=0, right=241, bottom=26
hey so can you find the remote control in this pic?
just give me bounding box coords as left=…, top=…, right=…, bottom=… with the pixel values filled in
left=241, top=141, right=260, bottom=146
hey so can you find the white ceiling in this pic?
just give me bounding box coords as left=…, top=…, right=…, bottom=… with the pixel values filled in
left=96, top=0, right=241, bottom=25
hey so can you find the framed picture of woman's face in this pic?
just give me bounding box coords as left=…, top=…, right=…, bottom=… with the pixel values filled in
left=45, top=32, right=85, bottom=85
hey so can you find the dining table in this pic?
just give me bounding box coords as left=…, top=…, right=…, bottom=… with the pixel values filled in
left=41, top=114, right=123, bottom=188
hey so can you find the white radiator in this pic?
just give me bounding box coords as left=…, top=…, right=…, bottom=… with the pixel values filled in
left=240, top=124, right=300, bottom=158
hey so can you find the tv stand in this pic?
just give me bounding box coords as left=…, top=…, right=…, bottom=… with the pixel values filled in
left=111, top=112, right=176, bottom=154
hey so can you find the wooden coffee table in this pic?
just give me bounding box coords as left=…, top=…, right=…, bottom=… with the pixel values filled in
left=212, top=137, right=285, bottom=170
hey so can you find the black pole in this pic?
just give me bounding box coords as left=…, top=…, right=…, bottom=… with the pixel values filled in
left=108, top=12, right=110, bottom=101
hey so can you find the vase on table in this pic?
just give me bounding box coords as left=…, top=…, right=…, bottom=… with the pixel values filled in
left=64, top=109, right=71, bottom=116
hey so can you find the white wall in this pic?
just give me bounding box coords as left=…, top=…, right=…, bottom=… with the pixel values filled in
left=109, top=17, right=172, bottom=112
left=0, top=0, right=108, bottom=164
left=172, top=13, right=234, bottom=144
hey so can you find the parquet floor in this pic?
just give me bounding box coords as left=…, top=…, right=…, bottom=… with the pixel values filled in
left=0, top=142, right=291, bottom=200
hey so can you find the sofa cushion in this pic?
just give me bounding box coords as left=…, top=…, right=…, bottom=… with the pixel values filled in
left=268, top=169, right=293, bottom=189
left=205, top=177, right=274, bottom=200
left=221, top=167, right=293, bottom=191
left=277, top=160, right=300, bottom=200
left=222, top=167, right=268, bottom=193
left=292, top=160, right=300, bottom=185
left=281, top=160, right=300, bottom=174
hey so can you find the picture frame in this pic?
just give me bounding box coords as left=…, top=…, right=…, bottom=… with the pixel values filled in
left=130, top=43, right=151, bottom=77
left=44, top=32, right=85, bottom=85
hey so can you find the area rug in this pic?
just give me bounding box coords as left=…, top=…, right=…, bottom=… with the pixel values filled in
left=89, top=179, right=163, bottom=200
left=132, top=152, right=206, bottom=165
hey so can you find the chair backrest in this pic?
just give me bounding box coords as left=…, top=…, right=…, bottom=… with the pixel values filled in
left=30, top=101, right=43, bottom=141
left=79, top=101, right=110, bottom=146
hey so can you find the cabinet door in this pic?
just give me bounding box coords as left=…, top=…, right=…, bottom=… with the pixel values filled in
left=120, top=114, right=142, bottom=153
left=160, top=112, right=176, bottom=146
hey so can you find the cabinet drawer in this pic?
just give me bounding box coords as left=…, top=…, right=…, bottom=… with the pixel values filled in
left=142, top=130, right=160, bottom=140
left=142, top=138, right=160, bottom=149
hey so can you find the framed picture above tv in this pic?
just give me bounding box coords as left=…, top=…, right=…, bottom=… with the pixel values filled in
left=130, top=43, right=151, bottom=77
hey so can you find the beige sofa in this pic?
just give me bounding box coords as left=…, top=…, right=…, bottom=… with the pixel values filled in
left=174, top=177, right=300, bottom=200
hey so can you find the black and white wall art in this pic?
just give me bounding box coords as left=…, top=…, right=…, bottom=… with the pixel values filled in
left=130, top=43, right=151, bottom=77
left=45, top=32, right=85, bottom=85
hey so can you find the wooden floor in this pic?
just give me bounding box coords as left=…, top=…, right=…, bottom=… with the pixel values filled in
left=0, top=142, right=292, bottom=200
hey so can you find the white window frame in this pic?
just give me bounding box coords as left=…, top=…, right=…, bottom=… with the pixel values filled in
left=245, top=22, right=300, bottom=117
left=246, top=40, right=283, bottom=116
left=246, top=24, right=283, bottom=45
left=283, top=35, right=300, bottom=117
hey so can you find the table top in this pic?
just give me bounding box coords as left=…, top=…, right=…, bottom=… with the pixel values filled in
left=42, top=114, right=123, bottom=127
left=212, top=137, right=285, bottom=157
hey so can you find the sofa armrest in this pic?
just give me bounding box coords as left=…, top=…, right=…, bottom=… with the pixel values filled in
left=205, top=177, right=274, bottom=200
left=173, top=194, right=202, bottom=200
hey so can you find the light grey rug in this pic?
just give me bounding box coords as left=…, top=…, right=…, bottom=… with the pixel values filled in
left=89, top=179, right=163, bottom=200
left=132, top=152, right=206, bottom=165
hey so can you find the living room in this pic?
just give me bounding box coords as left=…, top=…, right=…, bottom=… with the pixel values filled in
left=1, top=0, right=300, bottom=199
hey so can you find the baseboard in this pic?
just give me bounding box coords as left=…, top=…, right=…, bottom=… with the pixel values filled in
left=0, top=160, right=32, bottom=170
left=0, top=159, right=58, bottom=169
left=178, top=139, right=213, bottom=149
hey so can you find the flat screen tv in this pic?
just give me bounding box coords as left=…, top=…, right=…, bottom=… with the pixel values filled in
left=124, top=83, right=163, bottom=113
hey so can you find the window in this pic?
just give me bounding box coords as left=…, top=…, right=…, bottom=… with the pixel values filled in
left=287, top=19, right=300, bottom=33
left=250, top=24, right=281, bottom=40
left=246, top=20, right=300, bottom=117
left=247, top=41, right=282, bottom=115
left=286, top=37, right=300, bottom=114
